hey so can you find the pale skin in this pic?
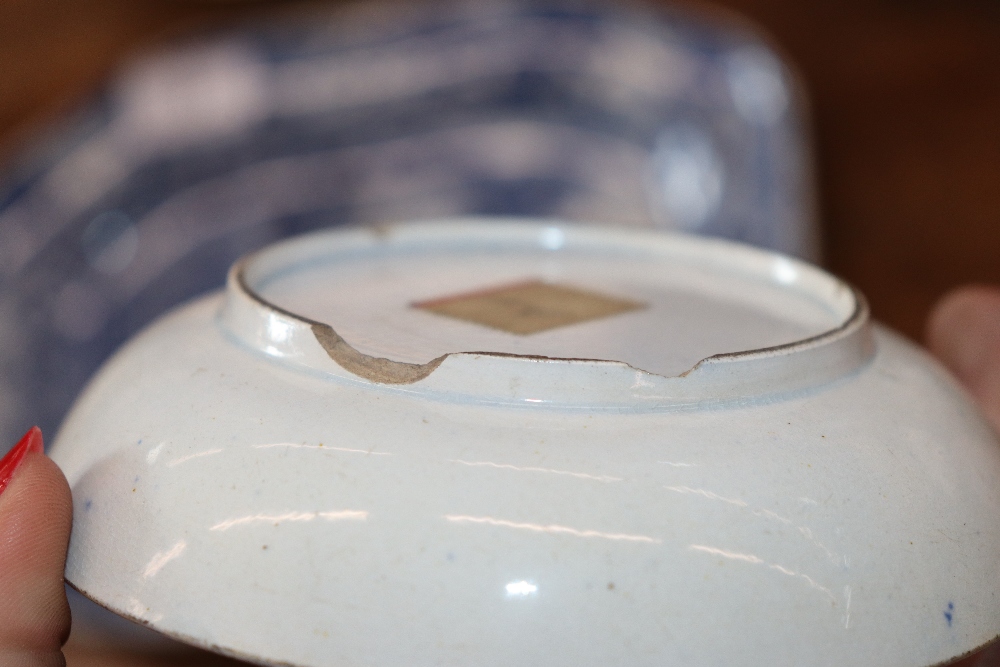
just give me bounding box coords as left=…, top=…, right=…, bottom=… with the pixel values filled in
left=1, top=287, right=998, bottom=666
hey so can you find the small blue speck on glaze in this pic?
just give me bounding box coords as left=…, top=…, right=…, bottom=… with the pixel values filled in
left=944, top=602, right=954, bottom=626
left=446, top=552, right=455, bottom=562
left=138, top=439, right=142, bottom=445
left=84, top=499, right=92, bottom=511
left=134, top=476, right=140, bottom=483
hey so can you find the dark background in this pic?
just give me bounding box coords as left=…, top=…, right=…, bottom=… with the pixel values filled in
left=2, top=0, right=998, bottom=339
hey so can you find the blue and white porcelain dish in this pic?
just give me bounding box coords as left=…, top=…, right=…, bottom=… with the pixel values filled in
left=51, top=222, right=1000, bottom=667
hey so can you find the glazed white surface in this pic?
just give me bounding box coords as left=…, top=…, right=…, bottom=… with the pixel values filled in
left=260, top=248, right=827, bottom=376
left=248, top=223, right=849, bottom=378
left=51, top=223, right=1000, bottom=667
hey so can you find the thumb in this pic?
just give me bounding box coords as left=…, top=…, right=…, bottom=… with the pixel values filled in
left=926, top=285, right=1000, bottom=432
left=0, top=427, right=73, bottom=667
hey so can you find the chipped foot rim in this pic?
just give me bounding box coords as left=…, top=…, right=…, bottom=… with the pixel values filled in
left=222, top=220, right=873, bottom=408
left=51, top=220, right=1000, bottom=667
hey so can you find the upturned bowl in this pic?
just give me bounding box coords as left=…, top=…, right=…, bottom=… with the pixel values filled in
left=50, top=221, right=1000, bottom=666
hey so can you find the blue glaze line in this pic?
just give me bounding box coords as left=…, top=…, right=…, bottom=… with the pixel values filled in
left=944, top=602, right=954, bottom=626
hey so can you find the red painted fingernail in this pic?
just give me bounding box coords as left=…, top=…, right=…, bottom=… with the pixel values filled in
left=0, top=427, right=44, bottom=497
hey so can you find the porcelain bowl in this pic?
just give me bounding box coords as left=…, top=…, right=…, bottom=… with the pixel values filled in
left=50, top=221, right=1000, bottom=666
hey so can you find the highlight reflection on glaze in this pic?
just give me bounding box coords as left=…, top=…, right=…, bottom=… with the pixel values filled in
left=167, top=448, right=224, bottom=467
left=210, top=510, right=369, bottom=531
left=689, top=544, right=838, bottom=606
left=143, top=540, right=187, bottom=579
left=448, top=459, right=622, bottom=483
left=506, top=580, right=539, bottom=596
left=445, top=515, right=660, bottom=544
left=253, top=443, right=391, bottom=456
left=665, top=485, right=747, bottom=507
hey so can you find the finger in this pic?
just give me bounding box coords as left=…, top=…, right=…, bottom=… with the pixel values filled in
left=926, top=285, right=1000, bottom=431
left=0, top=428, right=73, bottom=667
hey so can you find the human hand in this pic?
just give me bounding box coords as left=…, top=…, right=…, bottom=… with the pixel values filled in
left=927, top=286, right=1000, bottom=667
left=927, top=285, right=1000, bottom=432
left=0, top=430, right=242, bottom=666
left=0, top=428, right=72, bottom=667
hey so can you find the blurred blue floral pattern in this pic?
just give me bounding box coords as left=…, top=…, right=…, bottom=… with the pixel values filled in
left=0, top=0, right=817, bottom=448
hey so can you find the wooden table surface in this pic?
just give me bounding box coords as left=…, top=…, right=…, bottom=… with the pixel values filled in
left=2, top=1, right=998, bottom=663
